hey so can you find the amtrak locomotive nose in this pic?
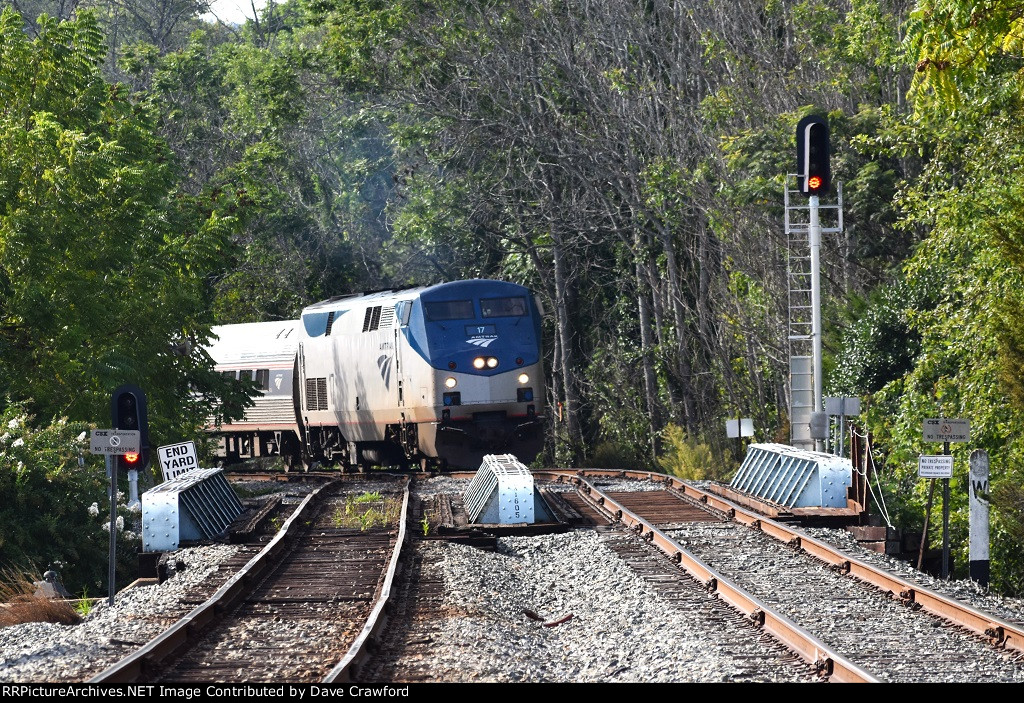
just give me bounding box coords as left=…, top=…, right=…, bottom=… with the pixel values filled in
left=207, top=279, right=546, bottom=470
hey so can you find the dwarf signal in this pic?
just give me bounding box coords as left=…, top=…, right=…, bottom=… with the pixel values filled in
left=111, top=384, right=150, bottom=471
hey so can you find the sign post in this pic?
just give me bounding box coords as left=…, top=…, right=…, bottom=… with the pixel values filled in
left=921, top=418, right=970, bottom=579
left=942, top=441, right=951, bottom=580
left=90, top=429, right=140, bottom=605
left=969, top=450, right=990, bottom=587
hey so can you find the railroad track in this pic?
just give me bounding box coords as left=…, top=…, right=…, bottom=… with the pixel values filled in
left=82, top=467, right=1024, bottom=683
left=559, top=470, right=1024, bottom=682
left=89, top=477, right=409, bottom=683
left=358, top=478, right=819, bottom=683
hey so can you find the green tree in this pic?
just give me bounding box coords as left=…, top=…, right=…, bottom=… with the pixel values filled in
left=0, top=8, right=237, bottom=448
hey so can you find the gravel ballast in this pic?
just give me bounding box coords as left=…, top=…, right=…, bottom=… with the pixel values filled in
left=8, top=472, right=1024, bottom=683
left=802, top=526, right=1024, bottom=627
left=666, top=519, right=1024, bottom=682
left=372, top=530, right=814, bottom=683
left=0, top=544, right=241, bottom=683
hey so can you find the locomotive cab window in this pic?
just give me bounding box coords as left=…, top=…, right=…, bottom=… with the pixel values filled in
left=424, top=300, right=474, bottom=321
left=397, top=301, right=412, bottom=326
left=255, top=369, right=270, bottom=391
left=481, top=297, right=527, bottom=318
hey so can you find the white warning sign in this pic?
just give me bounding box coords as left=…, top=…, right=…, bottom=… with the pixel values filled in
left=918, top=454, right=954, bottom=479
left=158, top=441, right=199, bottom=482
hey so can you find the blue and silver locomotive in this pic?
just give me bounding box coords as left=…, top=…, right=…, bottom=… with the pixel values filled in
left=207, top=279, right=546, bottom=469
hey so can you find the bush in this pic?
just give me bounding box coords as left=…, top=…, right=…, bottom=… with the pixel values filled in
left=0, top=567, right=81, bottom=627
left=588, top=441, right=642, bottom=470
left=0, top=403, right=139, bottom=595
left=656, top=424, right=722, bottom=481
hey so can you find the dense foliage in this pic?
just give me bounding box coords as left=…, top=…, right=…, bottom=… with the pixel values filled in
left=0, top=8, right=242, bottom=589
left=0, top=404, right=137, bottom=594
left=2, top=0, right=1024, bottom=593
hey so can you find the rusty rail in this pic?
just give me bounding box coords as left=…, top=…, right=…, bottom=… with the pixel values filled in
left=322, top=480, right=411, bottom=682
left=89, top=481, right=337, bottom=683
left=546, top=468, right=1024, bottom=657
left=571, top=476, right=879, bottom=683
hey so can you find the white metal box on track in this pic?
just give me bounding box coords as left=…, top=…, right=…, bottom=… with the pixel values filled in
left=730, top=443, right=852, bottom=509
left=464, top=454, right=555, bottom=524
left=142, top=468, right=244, bottom=552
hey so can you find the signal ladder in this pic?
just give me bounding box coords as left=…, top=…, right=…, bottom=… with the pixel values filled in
left=784, top=175, right=842, bottom=450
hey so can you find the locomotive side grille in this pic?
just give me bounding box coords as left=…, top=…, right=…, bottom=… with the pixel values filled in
left=378, top=306, right=395, bottom=329
left=317, top=377, right=328, bottom=409
left=362, top=306, right=384, bottom=332
left=305, top=377, right=329, bottom=411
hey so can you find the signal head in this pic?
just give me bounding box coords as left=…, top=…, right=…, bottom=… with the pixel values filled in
left=796, top=115, right=831, bottom=196
left=111, top=384, right=150, bottom=470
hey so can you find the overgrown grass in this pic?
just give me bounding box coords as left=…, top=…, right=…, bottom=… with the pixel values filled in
left=0, top=568, right=81, bottom=628
left=331, top=492, right=402, bottom=530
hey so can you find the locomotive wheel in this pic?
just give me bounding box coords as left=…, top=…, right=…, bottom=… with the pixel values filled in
left=280, top=432, right=303, bottom=473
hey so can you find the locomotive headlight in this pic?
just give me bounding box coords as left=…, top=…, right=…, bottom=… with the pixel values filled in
left=444, top=377, right=458, bottom=389
left=486, top=357, right=498, bottom=368
left=473, top=357, right=486, bottom=370
left=518, top=373, right=530, bottom=384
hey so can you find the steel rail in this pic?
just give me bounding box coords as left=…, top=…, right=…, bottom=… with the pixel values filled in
left=88, top=481, right=337, bottom=683
left=545, top=468, right=1024, bottom=656
left=570, top=475, right=879, bottom=683
left=322, top=479, right=411, bottom=683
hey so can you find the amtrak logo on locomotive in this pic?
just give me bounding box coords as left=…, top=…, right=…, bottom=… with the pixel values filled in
left=376, top=354, right=393, bottom=390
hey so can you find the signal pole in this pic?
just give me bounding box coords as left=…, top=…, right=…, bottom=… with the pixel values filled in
left=792, top=114, right=832, bottom=451
left=809, top=194, right=823, bottom=451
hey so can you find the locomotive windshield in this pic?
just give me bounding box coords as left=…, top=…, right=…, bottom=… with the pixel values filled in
left=424, top=299, right=474, bottom=321
left=481, top=296, right=528, bottom=317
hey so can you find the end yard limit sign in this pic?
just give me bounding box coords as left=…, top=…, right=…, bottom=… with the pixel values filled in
left=157, top=441, right=199, bottom=482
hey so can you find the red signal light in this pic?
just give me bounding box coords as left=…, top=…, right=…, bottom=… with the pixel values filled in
left=808, top=175, right=822, bottom=191
left=124, top=452, right=140, bottom=464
